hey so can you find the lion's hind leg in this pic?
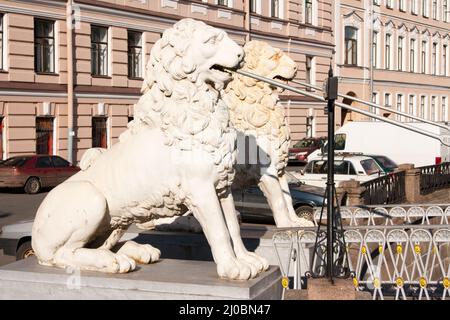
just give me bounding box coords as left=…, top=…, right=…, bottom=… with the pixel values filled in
left=34, top=181, right=136, bottom=273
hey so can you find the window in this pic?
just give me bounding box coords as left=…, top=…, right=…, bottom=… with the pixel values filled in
left=52, top=156, right=70, bottom=168
left=398, top=36, right=404, bottom=71
left=217, top=0, right=228, bottom=6
left=335, top=134, right=346, bottom=150
left=396, top=94, right=403, bottom=121
left=444, top=44, right=448, bottom=76
left=385, top=34, right=391, bottom=69
left=444, top=0, right=449, bottom=22
left=385, top=93, right=392, bottom=107
left=36, top=117, right=54, bottom=155
left=36, top=156, right=53, bottom=168
left=305, top=0, right=313, bottom=24
left=386, top=0, right=392, bottom=9
left=420, top=95, right=427, bottom=118
left=421, top=41, right=427, bottom=74
left=409, top=95, right=415, bottom=118
left=412, top=0, right=418, bottom=14
left=372, top=31, right=378, bottom=68
left=34, top=19, right=55, bottom=73
left=423, top=0, right=429, bottom=17
left=0, top=14, right=3, bottom=71
left=360, top=159, right=382, bottom=175
left=345, top=27, right=358, bottom=65
left=271, top=0, right=280, bottom=18
left=128, top=31, right=142, bottom=79
left=250, top=0, right=257, bottom=12
left=410, top=39, right=416, bottom=72
left=399, top=0, right=405, bottom=11
left=91, top=26, right=108, bottom=76
left=433, top=0, right=438, bottom=19
left=431, top=96, right=437, bottom=121
left=432, top=42, right=437, bottom=75
left=92, top=117, right=108, bottom=148
left=305, top=56, right=314, bottom=90
left=442, top=97, right=448, bottom=121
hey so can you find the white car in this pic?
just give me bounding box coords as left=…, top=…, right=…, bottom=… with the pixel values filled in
left=291, top=153, right=386, bottom=188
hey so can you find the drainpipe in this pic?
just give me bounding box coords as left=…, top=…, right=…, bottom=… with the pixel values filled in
left=369, top=1, right=375, bottom=117
left=245, top=0, right=250, bottom=42
left=66, top=0, right=75, bottom=164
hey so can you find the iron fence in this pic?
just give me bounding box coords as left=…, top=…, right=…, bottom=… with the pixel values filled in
left=361, top=171, right=406, bottom=205
left=419, top=162, right=450, bottom=195
left=273, top=205, right=450, bottom=300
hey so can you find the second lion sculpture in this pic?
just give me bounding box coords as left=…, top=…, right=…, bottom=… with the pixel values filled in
left=31, top=19, right=268, bottom=280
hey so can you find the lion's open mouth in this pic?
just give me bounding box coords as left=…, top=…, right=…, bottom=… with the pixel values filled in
left=210, top=64, right=233, bottom=76
left=274, top=75, right=290, bottom=82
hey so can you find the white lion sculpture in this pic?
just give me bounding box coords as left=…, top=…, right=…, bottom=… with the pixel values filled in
left=140, top=41, right=314, bottom=232
left=31, top=19, right=268, bottom=280
left=225, top=41, right=314, bottom=228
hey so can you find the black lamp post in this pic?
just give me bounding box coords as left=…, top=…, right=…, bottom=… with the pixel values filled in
left=310, top=64, right=350, bottom=283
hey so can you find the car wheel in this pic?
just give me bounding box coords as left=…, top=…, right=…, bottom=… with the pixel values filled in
left=295, top=205, right=314, bottom=222
left=16, top=240, right=34, bottom=260
left=24, top=177, right=41, bottom=194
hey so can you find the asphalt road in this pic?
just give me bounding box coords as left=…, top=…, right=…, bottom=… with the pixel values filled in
left=0, top=189, right=48, bottom=266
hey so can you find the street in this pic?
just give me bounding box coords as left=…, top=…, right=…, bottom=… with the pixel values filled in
left=0, top=190, right=48, bottom=266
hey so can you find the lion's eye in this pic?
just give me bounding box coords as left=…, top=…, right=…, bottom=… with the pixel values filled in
left=206, top=37, right=216, bottom=45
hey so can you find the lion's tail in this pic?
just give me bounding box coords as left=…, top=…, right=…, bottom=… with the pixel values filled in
left=79, top=148, right=107, bottom=171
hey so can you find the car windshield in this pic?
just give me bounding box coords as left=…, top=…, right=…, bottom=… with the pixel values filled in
left=334, top=134, right=346, bottom=150
left=293, top=139, right=316, bottom=148
left=286, top=171, right=302, bottom=185
left=360, top=159, right=382, bottom=175
left=371, top=155, right=398, bottom=170
left=0, top=157, right=29, bottom=167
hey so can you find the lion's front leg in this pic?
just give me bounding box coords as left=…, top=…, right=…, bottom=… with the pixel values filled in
left=219, top=191, right=269, bottom=277
left=279, top=174, right=314, bottom=227
left=186, top=183, right=254, bottom=280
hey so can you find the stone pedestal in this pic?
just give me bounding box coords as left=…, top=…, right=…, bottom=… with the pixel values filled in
left=284, top=279, right=371, bottom=300
left=0, top=257, right=282, bottom=300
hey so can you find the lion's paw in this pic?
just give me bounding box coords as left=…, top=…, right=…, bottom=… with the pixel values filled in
left=117, top=241, right=161, bottom=264
left=237, top=252, right=269, bottom=276
left=286, top=217, right=315, bottom=228
left=113, top=253, right=137, bottom=273
left=217, top=258, right=255, bottom=280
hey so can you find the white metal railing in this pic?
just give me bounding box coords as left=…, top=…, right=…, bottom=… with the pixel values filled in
left=273, top=205, right=450, bottom=300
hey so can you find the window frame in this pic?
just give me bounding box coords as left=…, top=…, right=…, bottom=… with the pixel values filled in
left=127, top=30, right=143, bottom=79
left=344, top=26, right=358, bottom=66
left=91, top=25, right=109, bottom=77
left=34, top=18, right=56, bottom=74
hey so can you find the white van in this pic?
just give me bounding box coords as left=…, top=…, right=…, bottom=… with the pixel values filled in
left=309, top=121, right=450, bottom=168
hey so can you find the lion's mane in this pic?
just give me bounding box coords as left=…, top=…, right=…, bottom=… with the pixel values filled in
left=122, top=19, right=236, bottom=194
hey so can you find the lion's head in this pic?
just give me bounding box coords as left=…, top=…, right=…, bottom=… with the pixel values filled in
left=127, top=19, right=244, bottom=151
left=142, top=18, right=243, bottom=96
left=224, top=41, right=297, bottom=132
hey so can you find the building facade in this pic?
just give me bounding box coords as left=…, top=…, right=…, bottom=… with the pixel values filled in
left=335, top=0, right=450, bottom=126
left=0, top=0, right=334, bottom=163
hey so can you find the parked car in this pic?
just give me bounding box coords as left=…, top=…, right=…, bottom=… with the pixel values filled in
left=365, top=154, right=398, bottom=173
left=233, top=172, right=325, bottom=222
left=288, top=137, right=327, bottom=165
left=0, top=220, right=139, bottom=260
left=0, top=155, right=80, bottom=194
left=292, top=153, right=386, bottom=188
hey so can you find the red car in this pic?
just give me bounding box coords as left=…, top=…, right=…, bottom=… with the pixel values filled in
left=0, top=155, right=80, bottom=194
left=288, top=137, right=327, bottom=165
